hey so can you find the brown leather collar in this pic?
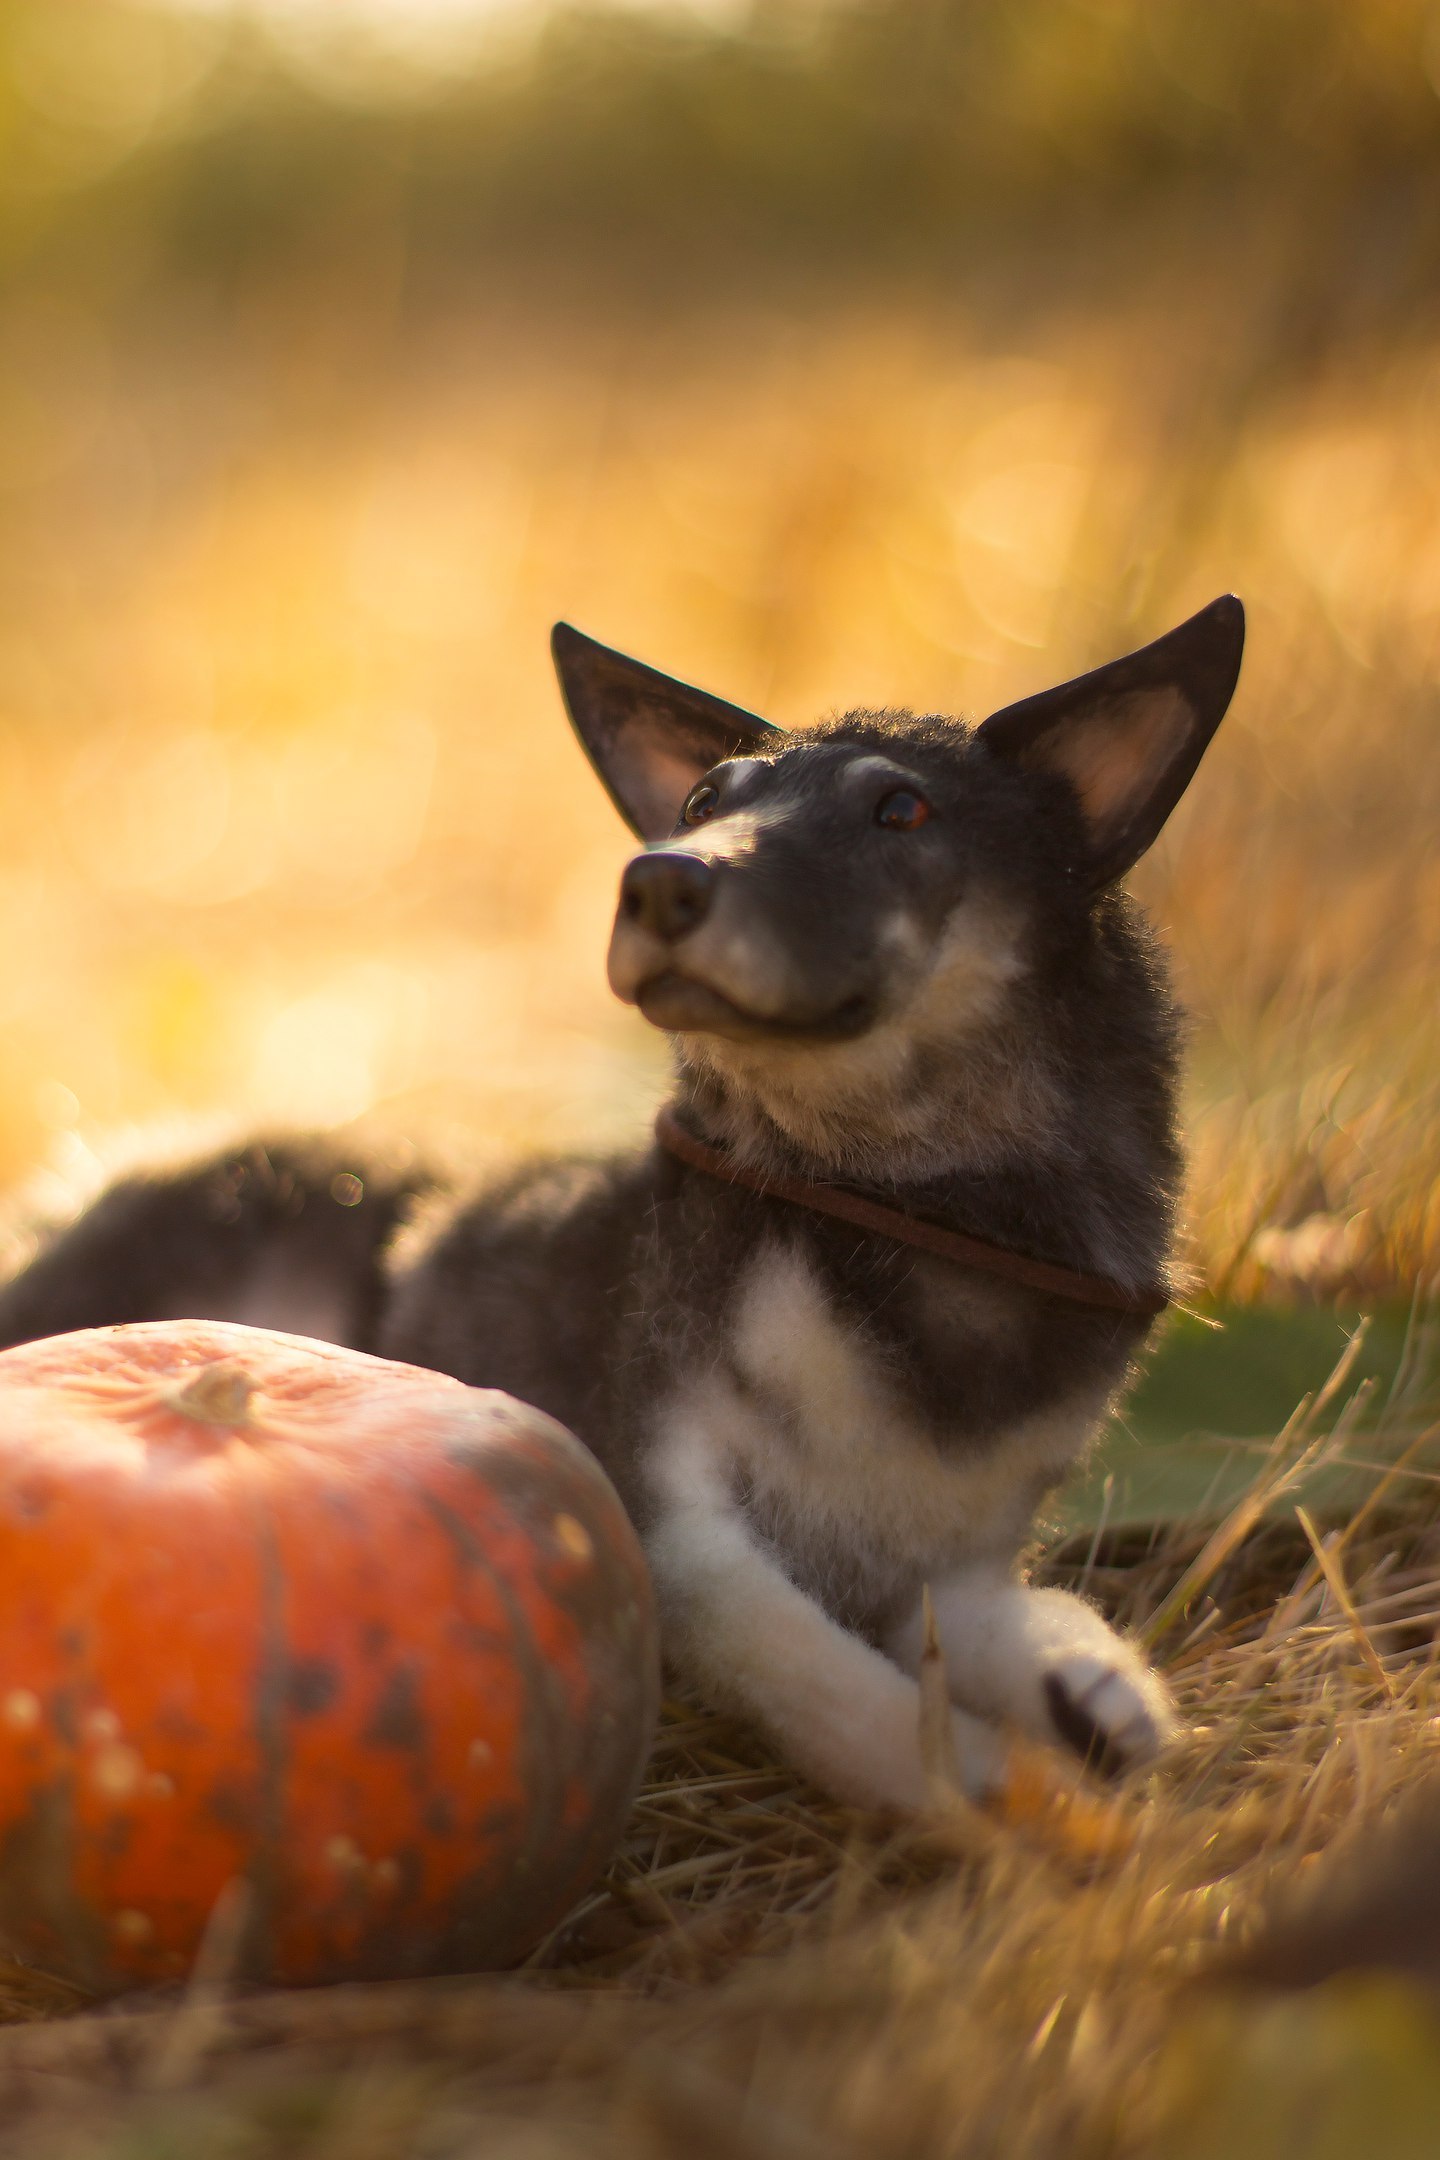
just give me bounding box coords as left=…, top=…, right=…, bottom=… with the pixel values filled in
left=654, top=1106, right=1167, bottom=1319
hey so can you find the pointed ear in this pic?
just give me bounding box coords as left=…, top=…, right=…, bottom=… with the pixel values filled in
left=551, top=623, right=785, bottom=840
left=976, top=596, right=1245, bottom=888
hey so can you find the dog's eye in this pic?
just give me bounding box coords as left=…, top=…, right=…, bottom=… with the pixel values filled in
left=683, top=784, right=720, bottom=826
left=875, top=789, right=930, bottom=831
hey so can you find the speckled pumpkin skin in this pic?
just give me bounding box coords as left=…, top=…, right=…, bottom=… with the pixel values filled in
left=0, top=1320, right=659, bottom=1993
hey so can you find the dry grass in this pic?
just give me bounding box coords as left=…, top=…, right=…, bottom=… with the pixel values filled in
left=0, top=1339, right=1435, bottom=2157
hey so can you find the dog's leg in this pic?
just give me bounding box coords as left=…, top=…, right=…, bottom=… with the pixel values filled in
left=646, top=1411, right=1007, bottom=1811
left=885, top=1565, right=1175, bottom=1777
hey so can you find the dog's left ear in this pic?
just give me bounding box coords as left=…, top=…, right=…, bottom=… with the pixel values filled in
left=977, top=595, right=1245, bottom=888
left=552, top=623, right=785, bottom=840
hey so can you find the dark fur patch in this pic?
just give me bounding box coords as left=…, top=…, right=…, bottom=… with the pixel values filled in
left=0, top=1137, right=433, bottom=1356
left=1042, top=1670, right=1129, bottom=1778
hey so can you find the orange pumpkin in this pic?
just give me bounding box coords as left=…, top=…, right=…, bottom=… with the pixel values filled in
left=0, top=1320, right=658, bottom=1992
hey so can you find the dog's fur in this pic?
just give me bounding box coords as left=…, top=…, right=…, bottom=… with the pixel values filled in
left=0, top=598, right=1245, bottom=1810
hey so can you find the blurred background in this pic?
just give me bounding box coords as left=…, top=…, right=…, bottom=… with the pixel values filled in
left=0, top=0, right=1438, bottom=1308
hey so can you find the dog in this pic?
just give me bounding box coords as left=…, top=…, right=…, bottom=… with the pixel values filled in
left=0, top=597, right=1244, bottom=1810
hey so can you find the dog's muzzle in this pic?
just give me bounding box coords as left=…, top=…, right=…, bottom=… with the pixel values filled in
left=608, top=844, right=877, bottom=1042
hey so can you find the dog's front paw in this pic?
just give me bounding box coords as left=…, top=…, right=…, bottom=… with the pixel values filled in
left=1040, top=1652, right=1176, bottom=1777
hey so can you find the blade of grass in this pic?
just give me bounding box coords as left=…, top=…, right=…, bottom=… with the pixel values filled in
left=1295, top=1504, right=1396, bottom=1700
left=1138, top=1422, right=1328, bottom=1648
left=1140, top=1324, right=1382, bottom=1649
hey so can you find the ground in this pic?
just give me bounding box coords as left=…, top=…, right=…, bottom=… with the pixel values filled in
left=1, top=1314, right=1438, bottom=2157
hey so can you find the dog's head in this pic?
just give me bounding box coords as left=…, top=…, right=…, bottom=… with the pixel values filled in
left=553, top=602, right=1243, bottom=1148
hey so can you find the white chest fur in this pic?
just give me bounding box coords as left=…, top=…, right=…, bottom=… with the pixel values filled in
left=712, top=1240, right=1103, bottom=1604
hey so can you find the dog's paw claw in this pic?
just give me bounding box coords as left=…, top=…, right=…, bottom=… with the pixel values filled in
left=1041, top=1655, right=1174, bottom=1777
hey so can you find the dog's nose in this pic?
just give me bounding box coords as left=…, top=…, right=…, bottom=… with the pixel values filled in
left=619, top=852, right=716, bottom=942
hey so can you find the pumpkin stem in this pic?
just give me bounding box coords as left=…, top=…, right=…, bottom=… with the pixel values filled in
left=168, top=1360, right=258, bottom=1428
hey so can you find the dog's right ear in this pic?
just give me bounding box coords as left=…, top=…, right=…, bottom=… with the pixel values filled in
left=552, top=624, right=784, bottom=840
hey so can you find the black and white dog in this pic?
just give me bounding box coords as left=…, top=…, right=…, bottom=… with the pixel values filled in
left=0, top=598, right=1244, bottom=1809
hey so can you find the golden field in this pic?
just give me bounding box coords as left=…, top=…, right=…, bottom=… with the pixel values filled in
left=0, top=4, right=1438, bottom=2154
left=1, top=277, right=1438, bottom=1300
left=0, top=1, right=1436, bottom=1301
